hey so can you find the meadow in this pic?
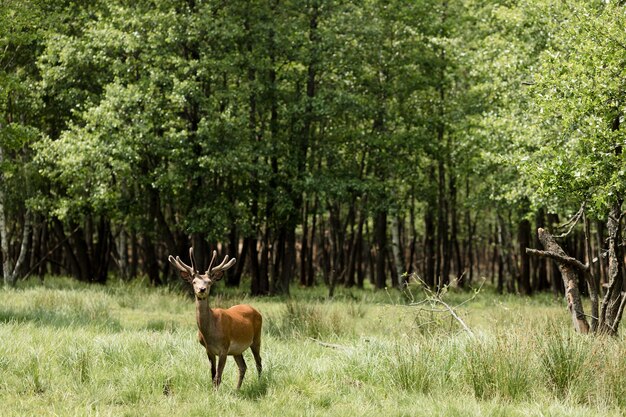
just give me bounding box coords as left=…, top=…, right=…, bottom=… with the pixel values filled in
left=1, top=278, right=626, bottom=417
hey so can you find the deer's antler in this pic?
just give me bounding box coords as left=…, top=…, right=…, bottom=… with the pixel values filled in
left=206, top=250, right=236, bottom=281
left=168, top=248, right=197, bottom=280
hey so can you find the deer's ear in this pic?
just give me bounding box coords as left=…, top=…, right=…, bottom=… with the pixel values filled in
left=178, top=270, right=193, bottom=283
left=212, top=271, right=225, bottom=282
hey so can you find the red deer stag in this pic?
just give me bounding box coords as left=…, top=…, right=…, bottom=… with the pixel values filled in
left=168, top=248, right=262, bottom=389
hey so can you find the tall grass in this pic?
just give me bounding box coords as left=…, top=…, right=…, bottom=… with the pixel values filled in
left=265, top=301, right=349, bottom=339
left=1, top=279, right=626, bottom=416
left=540, top=329, right=591, bottom=398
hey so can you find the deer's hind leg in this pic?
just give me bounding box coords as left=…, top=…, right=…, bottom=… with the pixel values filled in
left=233, top=354, right=247, bottom=390
left=251, top=337, right=262, bottom=376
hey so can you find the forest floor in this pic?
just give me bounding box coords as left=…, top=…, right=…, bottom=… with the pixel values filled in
left=0, top=277, right=624, bottom=417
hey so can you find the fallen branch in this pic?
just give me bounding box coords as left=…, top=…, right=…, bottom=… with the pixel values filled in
left=308, top=338, right=353, bottom=353
left=406, top=275, right=481, bottom=338
left=426, top=297, right=475, bottom=338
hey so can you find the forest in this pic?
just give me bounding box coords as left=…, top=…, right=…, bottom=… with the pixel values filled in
left=1, top=0, right=625, bottom=303
left=5, top=1, right=626, bottom=416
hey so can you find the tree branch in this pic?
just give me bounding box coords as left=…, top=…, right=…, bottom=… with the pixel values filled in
left=554, top=202, right=585, bottom=238
left=525, top=248, right=589, bottom=273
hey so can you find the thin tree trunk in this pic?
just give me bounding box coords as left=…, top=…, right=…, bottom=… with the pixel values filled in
left=249, top=236, right=261, bottom=295
left=117, top=227, right=129, bottom=280
left=390, top=213, right=405, bottom=288
left=142, top=233, right=161, bottom=286
left=375, top=210, right=387, bottom=289
left=599, top=199, right=625, bottom=334
left=584, top=214, right=600, bottom=332
left=450, top=174, right=463, bottom=286
left=260, top=227, right=270, bottom=295
left=280, top=226, right=295, bottom=296
left=271, top=228, right=285, bottom=294
left=518, top=218, right=532, bottom=295
left=307, top=196, right=318, bottom=287
left=3, top=211, right=32, bottom=286
left=300, top=199, right=309, bottom=286
left=424, top=178, right=436, bottom=288
left=0, top=173, right=11, bottom=286
left=347, top=206, right=366, bottom=288
left=228, top=235, right=248, bottom=287
left=596, top=220, right=606, bottom=285
left=532, top=208, right=548, bottom=292
left=436, top=156, right=449, bottom=289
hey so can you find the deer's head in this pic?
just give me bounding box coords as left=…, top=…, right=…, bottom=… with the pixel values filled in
left=168, top=248, right=236, bottom=299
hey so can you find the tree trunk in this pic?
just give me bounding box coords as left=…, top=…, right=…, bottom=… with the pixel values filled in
left=142, top=232, right=162, bottom=286
left=599, top=199, right=625, bottom=335
left=1, top=210, right=32, bottom=287
left=93, top=215, right=111, bottom=283
left=280, top=226, right=295, bottom=296
left=532, top=209, right=549, bottom=292
left=390, top=213, right=405, bottom=288
left=375, top=210, right=387, bottom=289
left=518, top=218, right=532, bottom=295
left=260, top=228, right=270, bottom=295
left=307, top=196, right=318, bottom=287
left=0, top=150, right=10, bottom=285
left=347, top=206, right=366, bottom=288
left=300, top=199, right=309, bottom=287
left=529, top=228, right=590, bottom=333
left=596, top=220, right=606, bottom=285
left=497, top=214, right=516, bottom=293
left=437, top=157, right=449, bottom=289
left=228, top=235, right=248, bottom=287
left=584, top=214, right=600, bottom=332
left=424, top=177, right=436, bottom=288
left=271, top=227, right=285, bottom=294
left=449, top=174, right=464, bottom=286
left=249, top=236, right=262, bottom=295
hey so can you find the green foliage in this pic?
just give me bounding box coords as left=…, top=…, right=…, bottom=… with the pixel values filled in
left=522, top=1, right=626, bottom=216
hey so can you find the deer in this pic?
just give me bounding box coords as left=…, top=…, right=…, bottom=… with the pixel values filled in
left=168, top=247, right=262, bottom=389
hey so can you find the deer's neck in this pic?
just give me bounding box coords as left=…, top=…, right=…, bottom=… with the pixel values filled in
left=195, top=297, right=216, bottom=334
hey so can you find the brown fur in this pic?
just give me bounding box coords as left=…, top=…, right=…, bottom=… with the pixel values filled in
left=195, top=300, right=263, bottom=388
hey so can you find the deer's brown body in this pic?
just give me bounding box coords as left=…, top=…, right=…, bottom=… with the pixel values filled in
left=169, top=248, right=262, bottom=389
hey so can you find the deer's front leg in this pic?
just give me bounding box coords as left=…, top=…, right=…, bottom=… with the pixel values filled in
left=207, top=353, right=216, bottom=381
left=214, top=353, right=227, bottom=387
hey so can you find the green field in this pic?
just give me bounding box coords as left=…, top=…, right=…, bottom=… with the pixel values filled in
left=1, top=279, right=625, bottom=417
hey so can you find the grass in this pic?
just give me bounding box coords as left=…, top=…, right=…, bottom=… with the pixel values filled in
left=1, top=277, right=625, bottom=416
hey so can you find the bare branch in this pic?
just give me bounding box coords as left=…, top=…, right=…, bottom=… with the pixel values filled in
left=428, top=298, right=475, bottom=337
left=525, top=248, right=589, bottom=273
left=554, top=202, right=585, bottom=238
left=308, top=337, right=353, bottom=353
left=406, top=274, right=480, bottom=338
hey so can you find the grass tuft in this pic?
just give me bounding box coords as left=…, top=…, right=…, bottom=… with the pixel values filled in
left=540, top=330, right=590, bottom=398
left=266, top=301, right=347, bottom=339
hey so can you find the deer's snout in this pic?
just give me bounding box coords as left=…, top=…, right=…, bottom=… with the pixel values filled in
left=198, top=287, right=207, bottom=293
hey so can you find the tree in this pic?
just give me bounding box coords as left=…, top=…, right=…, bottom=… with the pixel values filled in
left=0, top=0, right=49, bottom=286
left=524, top=1, right=626, bottom=335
